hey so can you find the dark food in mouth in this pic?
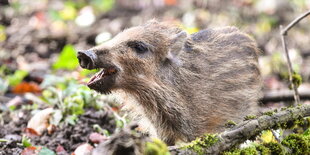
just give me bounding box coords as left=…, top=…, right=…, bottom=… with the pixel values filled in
left=87, top=68, right=117, bottom=85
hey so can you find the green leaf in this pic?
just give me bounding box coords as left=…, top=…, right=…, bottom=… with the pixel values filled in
left=7, top=70, right=28, bottom=86
left=80, top=69, right=98, bottom=76
left=50, top=110, right=63, bottom=126
left=304, top=128, right=310, bottom=136
left=65, top=115, right=78, bottom=125
left=92, top=0, right=115, bottom=12
left=0, top=77, right=9, bottom=95
left=0, top=24, right=6, bottom=42
left=39, top=147, right=56, bottom=155
left=53, top=44, right=79, bottom=70
left=0, top=139, right=9, bottom=142
left=59, top=2, right=77, bottom=20
left=22, top=135, right=32, bottom=147
left=93, top=124, right=110, bottom=136
left=115, top=120, right=124, bottom=128
left=9, top=105, right=16, bottom=111
left=48, top=10, right=62, bottom=21
left=40, top=75, right=66, bottom=89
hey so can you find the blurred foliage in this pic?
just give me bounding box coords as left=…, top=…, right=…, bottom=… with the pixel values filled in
left=59, top=1, right=78, bottom=20
left=0, top=65, right=28, bottom=88
left=0, top=0, right=310, bottom=153
left=0, top=25, right=6, bottom=42
left=38, top=147, right=56, bottom=155
left=40, top=75, right=99, bottom=125
left=7, top=70, right=28, bottom=86
left=53, top=44, right=79, bottom=70
left=91, top=0, right=115, bottom=13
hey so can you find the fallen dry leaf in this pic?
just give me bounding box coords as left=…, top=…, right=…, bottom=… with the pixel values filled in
left=56, top=145, right=67, bottom=154
left=12, top=81, right=41, bottom=94
left=27, top=108, right=54, bottom=135
left=6, top=96, right=24, bottom=108
left=21, top=146, right=38, bottom=155
left=73, top=143, right=93, bottom=155
left=24, top=128, right=40, bottom=136
left=89, top=132, right=107, bottom=144
left=47, top=124, right=57, bottom=134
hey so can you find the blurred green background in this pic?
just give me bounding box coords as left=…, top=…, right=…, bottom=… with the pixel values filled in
left=1, top=0, right=310, bottom=82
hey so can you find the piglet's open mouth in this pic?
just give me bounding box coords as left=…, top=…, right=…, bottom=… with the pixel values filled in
left=87, top=68, right=117, bottom=86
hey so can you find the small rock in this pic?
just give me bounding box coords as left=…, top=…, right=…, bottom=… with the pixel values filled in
left=89, top=132, right=107, bottom=144
left=73, top=143, right=93, bottom=155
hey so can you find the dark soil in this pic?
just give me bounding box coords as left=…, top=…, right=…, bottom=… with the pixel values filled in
left=0, top=108, right=116, bottom=154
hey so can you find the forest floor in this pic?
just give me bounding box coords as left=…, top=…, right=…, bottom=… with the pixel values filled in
left=1, top=0, right=310, bottom=154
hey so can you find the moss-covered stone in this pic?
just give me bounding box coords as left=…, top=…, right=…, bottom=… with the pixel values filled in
left=182, top=134, right=218, bottom=155
left=281, top=133, right=310, bottom=155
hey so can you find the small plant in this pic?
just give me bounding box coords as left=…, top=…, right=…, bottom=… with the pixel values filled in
left=22, top=135, right=32, bottom=147
left=39, top=75, right=99, bottom=125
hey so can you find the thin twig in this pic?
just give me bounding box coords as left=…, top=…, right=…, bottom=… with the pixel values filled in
left=280, top=25, right=300, bottom=105
left=281, top=10, right=310, bottom=35
left=279, top=10, right=310, bottom=105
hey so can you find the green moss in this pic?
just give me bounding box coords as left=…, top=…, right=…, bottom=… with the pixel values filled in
left=244, top=115, right=257, bottom=120
left=263, top=142, right=285, bottom=155
left=225, top=120, right=237, bottom=127
left=255, top=145, right=271, bottom=155
left=223, top=144, right=271, bottom=155
left=280, top=107, right=287, bottom=111
left=223, top=148, right=241, bottom=155
left=183, top=134, right=218, bottom=155
left=240, top=146, right=258, bottom=155
left=263, top=111, right=275, bottom=116
left=223, top=129, right=310, bottom=155
left=292, top=72, right=302, bottom=88
left=281, top=134, right=309, bottom=155
left=144, top=138, right=170, bottom=155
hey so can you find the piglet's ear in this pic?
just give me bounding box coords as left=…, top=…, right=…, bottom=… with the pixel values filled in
left=167, top=31, right=187, bottom=61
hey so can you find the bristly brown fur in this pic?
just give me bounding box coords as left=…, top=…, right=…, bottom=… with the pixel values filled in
left=85, top=20, right=262, bottom=145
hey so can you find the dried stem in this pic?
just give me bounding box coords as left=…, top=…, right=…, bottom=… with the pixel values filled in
left=279, top=10, right=310, bottom=105
left=281, top=10, right=310, bottom=35
left=280, top=27, right=300, bottom=105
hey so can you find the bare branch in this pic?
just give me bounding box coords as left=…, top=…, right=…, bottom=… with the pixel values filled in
left=281, top=10, right=310, bottom=35
left=278, top=11, right=310, bottom=106
left=261, top=89, right=310, bottom=103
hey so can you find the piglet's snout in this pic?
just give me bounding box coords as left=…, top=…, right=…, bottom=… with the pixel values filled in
left=77, top=50, right=97, bottom=69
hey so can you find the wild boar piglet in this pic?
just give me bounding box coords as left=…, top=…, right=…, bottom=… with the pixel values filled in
left=77, top=20, right=262, bottom=145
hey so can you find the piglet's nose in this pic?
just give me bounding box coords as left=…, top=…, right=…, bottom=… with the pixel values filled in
left=77, top=50, right=97, bottom=69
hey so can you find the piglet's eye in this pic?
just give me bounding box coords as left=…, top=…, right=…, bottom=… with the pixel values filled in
left=127, top=41, right=149, bottom=54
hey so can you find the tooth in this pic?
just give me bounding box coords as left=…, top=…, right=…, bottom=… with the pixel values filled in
left=100, top=70, right=105, bottom=77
